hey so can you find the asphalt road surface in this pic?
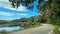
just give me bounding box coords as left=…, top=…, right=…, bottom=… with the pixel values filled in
left=9, top=24, right=53, bottom=34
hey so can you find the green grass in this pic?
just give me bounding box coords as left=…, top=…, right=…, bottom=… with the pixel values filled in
left=53, top=25, right=60, bottom=34
left=28, top=22, right=41, bottom=28
left=0, top=30, right=9, bottom=34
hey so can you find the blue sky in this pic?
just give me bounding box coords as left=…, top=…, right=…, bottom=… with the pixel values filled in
left=0, top=0, right=47, bottom=20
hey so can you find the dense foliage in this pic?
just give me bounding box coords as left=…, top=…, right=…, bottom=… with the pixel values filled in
left=41, top=0, right=60, bottom=25
left=42, top=0, right=60, bottom=34
left=9, top=0, right=36, bottom=9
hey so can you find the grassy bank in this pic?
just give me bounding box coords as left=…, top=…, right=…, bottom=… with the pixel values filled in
left=53, top=25, right=60, bottom=34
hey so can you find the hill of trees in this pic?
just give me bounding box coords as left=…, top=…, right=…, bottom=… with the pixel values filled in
left=0, top=15, right=42, bottom=27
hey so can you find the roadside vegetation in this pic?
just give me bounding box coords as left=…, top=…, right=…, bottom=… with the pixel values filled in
left=53, top=25, right=60, bottom=34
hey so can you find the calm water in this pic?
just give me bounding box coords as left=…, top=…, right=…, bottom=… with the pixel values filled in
left=0, top=26, right=21, bottom=32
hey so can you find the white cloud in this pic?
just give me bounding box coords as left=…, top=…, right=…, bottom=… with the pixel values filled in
left=17, top=14, right=28, bottom=16
left=0, top=12, right=13, bottom=16
left=0, top=0, right=28, bottom=11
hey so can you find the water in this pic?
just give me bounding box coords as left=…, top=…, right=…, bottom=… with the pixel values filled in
left=0, top=26, right=21, bottom=32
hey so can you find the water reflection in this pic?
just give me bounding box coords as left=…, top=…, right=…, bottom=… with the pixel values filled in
left=0, top=26, right=21, bottom=32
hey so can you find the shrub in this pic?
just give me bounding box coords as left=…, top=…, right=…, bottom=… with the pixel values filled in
left=53, top=25, right=60, bottom=34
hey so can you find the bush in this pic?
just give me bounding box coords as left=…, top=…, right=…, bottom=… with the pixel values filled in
left=53, top=25, right=60, bottom=34
left=21, top=22, right=41, bottom=30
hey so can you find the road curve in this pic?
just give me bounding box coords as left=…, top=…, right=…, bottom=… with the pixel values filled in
left=9, top=24, right=54, bottom=34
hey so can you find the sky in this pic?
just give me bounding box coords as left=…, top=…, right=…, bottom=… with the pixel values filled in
left=0, top=0, right=46, bottom=20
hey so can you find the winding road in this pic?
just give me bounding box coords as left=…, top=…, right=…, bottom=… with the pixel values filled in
left=9, top=24, right=54, bottom=34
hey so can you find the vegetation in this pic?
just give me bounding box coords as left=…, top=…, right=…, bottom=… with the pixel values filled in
left=0, top=20, right=9, bottom=24
left=41, top=0, right=60, bottom=34
left=40, top=0, right=60, bottom=34
left=0, top=30, right=9, bottom=34
left=53, top=25, right=60, bottom=34
left=0, top=16, right=41, bottom=29
left=9, top=0, right=37, bottom=9
left=0, top=0, right=60, bottom=34
left=7, top=0, right=60, bottom=24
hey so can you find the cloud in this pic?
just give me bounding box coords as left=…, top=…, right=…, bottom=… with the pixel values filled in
left=0, top=0, right=28, bottom=11
left=17, top=13, right=28, bottom=16
left=0, top=12, right=13, bottom=16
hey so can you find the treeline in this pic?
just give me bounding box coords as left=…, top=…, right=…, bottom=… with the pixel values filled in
left=0, top=15, right=42, bottom=28
left=0, top=20, right=9, bottom=24
left=11, top=16, right=40, bottom=22
left=0, top=15, right=46, bottom=28
left=11, top=15, right=47, bottom=23
left=0, top=15, right=48, bottom=24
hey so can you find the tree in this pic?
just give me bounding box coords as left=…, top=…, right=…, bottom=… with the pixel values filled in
left=9, top=0, right=37, bottom=9
left=8, top=0, right=60, bottom=25
left=41, top=0, right=60, bottom=24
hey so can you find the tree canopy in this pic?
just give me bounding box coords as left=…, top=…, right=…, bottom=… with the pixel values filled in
left=9, top=0, right=43, bottom=10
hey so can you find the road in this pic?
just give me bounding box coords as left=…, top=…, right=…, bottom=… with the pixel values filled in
left=9, top=24, right=54, bottom=34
